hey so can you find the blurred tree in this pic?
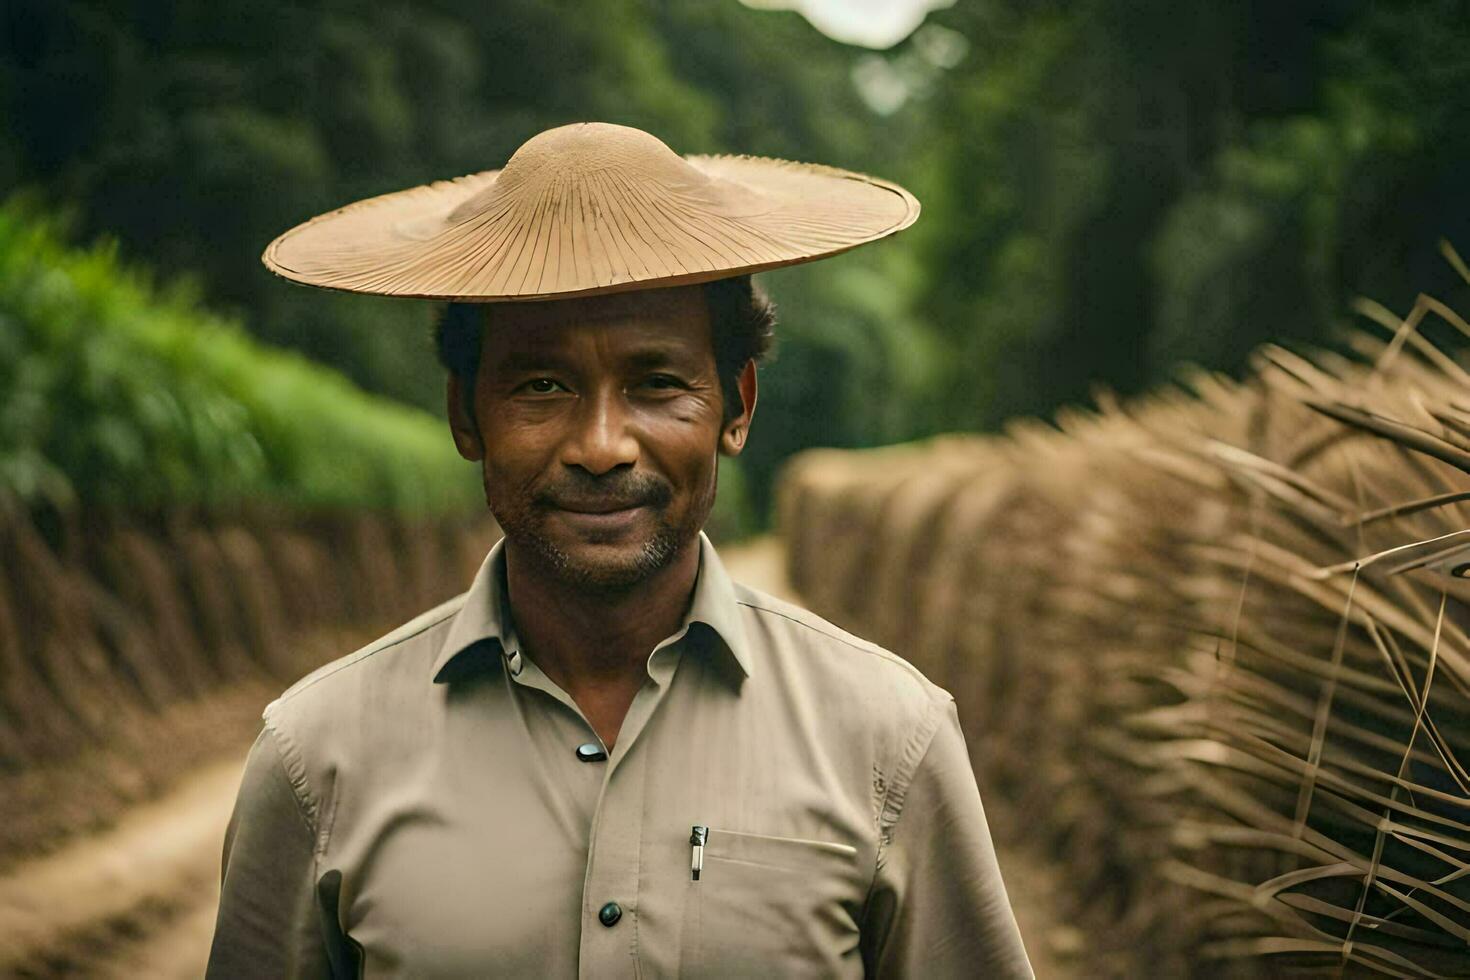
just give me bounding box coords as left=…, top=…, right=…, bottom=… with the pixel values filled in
left=1153, top=0, right=1470, bottom=374
left=910, top=0, right=1469, bottom=428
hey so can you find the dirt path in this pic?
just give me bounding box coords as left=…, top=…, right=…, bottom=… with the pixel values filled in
left=0, top=759, right=239, bottom=977
left=2, top=538, right=1074, bottom=977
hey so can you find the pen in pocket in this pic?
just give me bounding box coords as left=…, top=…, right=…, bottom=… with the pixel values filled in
left=690, top=825, right=708, bottom=881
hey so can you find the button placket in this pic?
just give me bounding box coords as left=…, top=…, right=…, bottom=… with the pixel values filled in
left=570, top=636, right=690, bottom=977
left=577, top=705, right=656, bottom=979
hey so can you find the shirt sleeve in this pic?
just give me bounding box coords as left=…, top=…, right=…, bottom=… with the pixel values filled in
left=860, top=697, right=1035, bottom=979
left=207, top=725, right=337, bottom=979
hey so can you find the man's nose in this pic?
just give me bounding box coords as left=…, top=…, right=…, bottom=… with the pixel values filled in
left=561, top=388, right=639, bottom=475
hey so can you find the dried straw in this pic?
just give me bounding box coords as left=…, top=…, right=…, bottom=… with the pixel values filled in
left=778, top=271, right=1470, bottom=976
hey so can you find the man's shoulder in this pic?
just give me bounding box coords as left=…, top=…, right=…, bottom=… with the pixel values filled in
left=730, top=581, right=951, bottom=715
left=263, top=592, right=466, bottom=729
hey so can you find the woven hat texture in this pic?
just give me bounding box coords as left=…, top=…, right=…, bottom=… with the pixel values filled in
left=262, top=122, right=920, bottom=301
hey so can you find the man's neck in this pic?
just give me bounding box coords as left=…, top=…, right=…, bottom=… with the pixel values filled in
left=502, top=539, right=701, bottom=743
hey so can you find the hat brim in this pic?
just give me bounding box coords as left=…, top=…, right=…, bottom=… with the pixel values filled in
left=262, top=155, right=919, bottom=302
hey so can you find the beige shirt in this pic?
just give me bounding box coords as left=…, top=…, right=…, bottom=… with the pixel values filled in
left=207, top=534, right=1033, bottom=978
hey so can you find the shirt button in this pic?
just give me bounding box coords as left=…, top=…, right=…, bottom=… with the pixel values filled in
left=598, top=901, right=623, bottom=927
left=576, top=742, right=608, bottom=763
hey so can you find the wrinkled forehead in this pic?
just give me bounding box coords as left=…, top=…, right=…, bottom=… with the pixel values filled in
left=481, top=284, right=714, bottom=358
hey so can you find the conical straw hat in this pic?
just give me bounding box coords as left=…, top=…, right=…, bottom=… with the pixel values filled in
left=262, top=122, right=920, bottom=302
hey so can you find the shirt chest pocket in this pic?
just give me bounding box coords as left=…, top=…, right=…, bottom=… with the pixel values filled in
left=680, top=828, right=865, bottom=979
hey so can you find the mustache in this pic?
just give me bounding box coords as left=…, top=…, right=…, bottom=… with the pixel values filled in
left=535, top=470, right=673, bottom=512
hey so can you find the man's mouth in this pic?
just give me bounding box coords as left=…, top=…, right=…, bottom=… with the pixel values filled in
left=547, top=499, right=651, bottom=515
left=537, top=476, right=671, bottom=520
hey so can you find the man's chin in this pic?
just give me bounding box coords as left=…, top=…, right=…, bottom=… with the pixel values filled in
left=547, top=545, right=670, bottom=591
left=517, top=520, right=685, bottom=591
left=560, top=556, right=660, bottom=590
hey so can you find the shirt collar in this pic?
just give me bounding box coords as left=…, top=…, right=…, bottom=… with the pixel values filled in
left=431, top=531, right=751, bottom=683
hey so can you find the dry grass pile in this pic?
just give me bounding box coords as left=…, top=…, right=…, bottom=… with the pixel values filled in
left=0, top=505, right=499, bottom=863
left=778, top=274, right=1470, bottom=976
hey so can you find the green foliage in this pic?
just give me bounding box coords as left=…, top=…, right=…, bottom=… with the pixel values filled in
left=912, top=0, right=1470, bottom=428
left=0, top=201, right=479, bottom=515
left=739, top=248, right=937, bottom=519
left=1150, top=114, right=1363, bottom=372
left=1151, top=2, right=1470, bottom=376
left=705, top=456, right=756, bottom=544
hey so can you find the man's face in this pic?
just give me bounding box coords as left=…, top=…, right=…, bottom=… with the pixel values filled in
left=448, top=285, right=754, bottom=591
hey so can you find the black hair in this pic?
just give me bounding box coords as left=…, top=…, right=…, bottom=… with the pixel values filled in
left=433, top=276, right=776, bottom=423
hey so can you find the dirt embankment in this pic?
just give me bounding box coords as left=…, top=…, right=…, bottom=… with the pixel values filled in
left=0, top=506, right=499, bottom=975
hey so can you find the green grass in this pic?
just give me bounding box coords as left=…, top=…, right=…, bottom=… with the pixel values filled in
left=0, top=200, right=480, bottom=515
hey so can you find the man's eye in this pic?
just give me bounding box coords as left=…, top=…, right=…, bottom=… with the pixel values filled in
left=524, top=378, right=565, bottom=394
left=643, top=375, right=685, bottom=390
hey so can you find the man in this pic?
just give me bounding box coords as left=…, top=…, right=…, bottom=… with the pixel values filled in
left=209, top=122, right=1032, bottom=978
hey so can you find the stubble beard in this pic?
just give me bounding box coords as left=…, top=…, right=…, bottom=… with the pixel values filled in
left=504, top=508, right=686, bottom=593
left=487, top=468, right=713, bottom=594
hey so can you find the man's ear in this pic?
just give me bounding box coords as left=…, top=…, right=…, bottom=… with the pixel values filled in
left=719, top=360, right=758, bottom=457
left=447, top=374, right=485, bottom=462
